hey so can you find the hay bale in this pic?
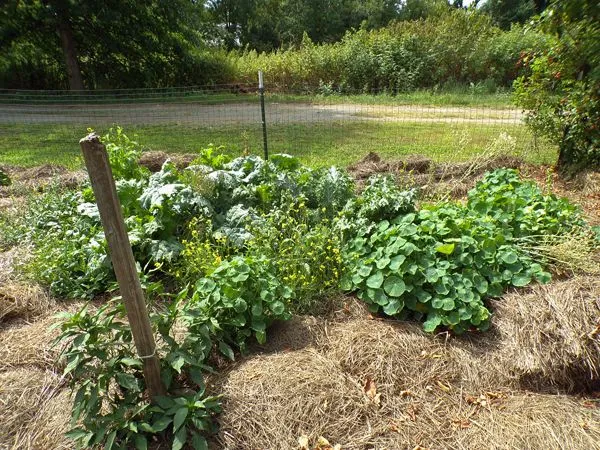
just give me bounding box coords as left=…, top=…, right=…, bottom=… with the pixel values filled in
left=0, top=368, right=71, bottom=449
left=347, top=152, right=390, bottom=181
left=0, top=282, right=54, bottom=323
left=489, top=277, right=600, bottom=392
left=0, top=315, right=62, bottom=370
left=458, top=393, right=600, bottom=450
left=217, top=350, right=374, bottom=449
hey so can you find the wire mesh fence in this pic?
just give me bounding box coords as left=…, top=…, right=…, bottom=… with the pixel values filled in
left=0, top=84, right=554, bottom=168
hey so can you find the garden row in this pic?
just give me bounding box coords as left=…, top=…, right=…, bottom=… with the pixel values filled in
left=6, top=128, right=597, bottom=449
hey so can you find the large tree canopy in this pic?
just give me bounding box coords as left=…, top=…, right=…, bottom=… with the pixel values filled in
left=0, top=0, right=226, bottom=89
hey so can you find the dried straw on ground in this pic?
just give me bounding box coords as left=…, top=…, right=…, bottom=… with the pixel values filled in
left=217, top=350, right=372, bottom=449
left=0, top=315, right=62, bottom=370
left=216, top=276, right=600, bottom=449
left=489, top=277, right=600, bottom=393
left=0, top=368, right=71, bottom=450
left=0, top=281, right=54, bottom=323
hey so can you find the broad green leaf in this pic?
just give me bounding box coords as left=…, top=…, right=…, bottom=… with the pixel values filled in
left=473, top=274, right=488, bottom=294
left=116, top=373, right=140, bottom=392
left=104, top=431, right=117, bottom=450
left=383, top=275, right=406, bottom=297
left=218, top=341, right=235, bottom=360
left=441, top=298, right=455, bottom=311
left=501, top=251, right=518, bottom=264
left=233, top=298, right=247, bottom=313
left=389, top=254, right=406, bottom=271
left=371, top=288, right=388, bottom=305
left=512, top=273, right=531, bottom=287
left=366, top=271, right=384, bottom=289
left=173, top=407, right=189, bottom=431
left=134, top=435, right=148, bottom=450
left=270, top=301, right=285, bottom=315
left=358, top=265, right=372, bottom=277
left=172, top=426, right=187, bottom=450
left=535, top=271, right=552, bottom=284
left=425, top=267, right=439, bottom=283
left=435, top=243, right=455, bottom=255
left=376, top=256, right=391, bottom=269
left=383, top=299, right=404, bottom=316
left=65, top=428, right=90, bottom=441
left=191, top=432, right=209, bottom=450
left=151, top=415, right=172, bottom=432
left=423, top=313, right=442, bottom=333
left=120, top=357, right=142, bottom=367
left=170, top=356, right=185, bottom=374
left=446, top=311, right=460, bottom=325
left=154, top=395, right=174, bottom=409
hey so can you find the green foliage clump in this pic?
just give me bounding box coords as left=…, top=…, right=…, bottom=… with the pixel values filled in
left=23, top=190, right=111, bottom=298
left=191, top=255, right=293, bottom=354
left=514, top=0, right=600, bottom=174
left=341, top=169, right=586, bottom=333
left=247, top=197, right=343, bottom=310
left=0, top=168, right=11, bottom=186
left=57, top=298, right=220, bottom=450
left=233, top=8, right=547, bottom=91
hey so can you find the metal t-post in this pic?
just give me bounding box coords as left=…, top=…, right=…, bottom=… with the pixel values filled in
left=259, top=70, right=269, bottom=160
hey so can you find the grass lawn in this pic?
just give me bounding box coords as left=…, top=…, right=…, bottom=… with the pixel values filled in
left=1, top=89, right=515, bottom=108
left=0, top=121, right=556, bottom=170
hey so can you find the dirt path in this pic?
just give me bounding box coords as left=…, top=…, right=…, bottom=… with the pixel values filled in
left=0, top=102, right=523, bottom=126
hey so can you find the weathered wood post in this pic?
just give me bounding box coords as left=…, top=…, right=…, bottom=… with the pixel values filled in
left=80, top=132, right=165, bottom=399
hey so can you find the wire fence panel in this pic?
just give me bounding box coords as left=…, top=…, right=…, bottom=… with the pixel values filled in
left=0, top=84, right=554, bottom=168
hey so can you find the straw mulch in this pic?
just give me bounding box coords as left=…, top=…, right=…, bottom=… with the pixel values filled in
left=0, top=287, right=89, bottom=449
left=216, top=276, right=600, bottom=449
left=0, top=368, right=71, bottom=450
left=0, top=281, right=54, bottom=323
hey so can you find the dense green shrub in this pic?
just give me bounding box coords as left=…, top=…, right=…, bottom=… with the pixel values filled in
left=57, top=298, right=220, bottom=450
left=232, top=9, right=547, bottom=92
left=514, top=0, right=600, bottom=174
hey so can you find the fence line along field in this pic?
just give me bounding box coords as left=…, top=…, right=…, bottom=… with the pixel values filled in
left=0, top=88, right=555, bottom=169
left=0, top=124, right=599, bottom=449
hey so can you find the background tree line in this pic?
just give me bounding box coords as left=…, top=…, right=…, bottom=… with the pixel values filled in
left=1, top=0, right=546, bottom=90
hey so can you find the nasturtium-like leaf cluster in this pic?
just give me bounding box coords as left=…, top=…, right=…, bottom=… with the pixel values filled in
left=340, top=169, right=584, bottom=333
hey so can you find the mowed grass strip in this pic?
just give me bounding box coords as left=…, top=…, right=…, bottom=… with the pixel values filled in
left=0, top=121, right=556, bottom=169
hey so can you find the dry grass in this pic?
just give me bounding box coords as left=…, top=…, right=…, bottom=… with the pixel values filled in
left=488, top=277, right=600, bottom=393
left=0, top=281, right=54, bottom=323
left=215, top=276, right=600, bottom=449
left=0, top=368, right=71, bottom=450
left=0, top=315, right=63, bottom=371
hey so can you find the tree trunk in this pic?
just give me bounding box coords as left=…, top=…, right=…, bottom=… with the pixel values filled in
left=57, top=18, right=84, bottom=90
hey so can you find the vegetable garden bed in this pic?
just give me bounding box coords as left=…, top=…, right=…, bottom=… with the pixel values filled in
left=0, top=129, right=599, bottom=449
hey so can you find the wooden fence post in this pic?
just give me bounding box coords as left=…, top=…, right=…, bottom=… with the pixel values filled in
left=80, top=132, right=165, bottom=399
